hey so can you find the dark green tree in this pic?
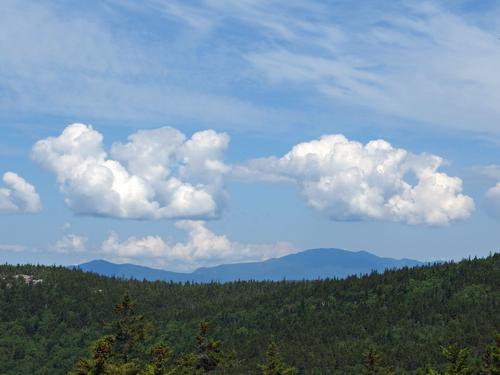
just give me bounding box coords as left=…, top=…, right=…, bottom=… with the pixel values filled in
left=111, top=293, right=149, bottom=364
left=69, top=336, right=116, bottom=375
left=477, top=334, right=500, bottom=375
left=362, top=347, right=385, bottom=375
left=258, top=341, right=297, bottom=375
left=172, top=353, right=201, bottom=375
left=195, top=321, right=222, bottom=372
left=442, top=345, right=472, bottom=375
left=145, top=344, right=173, bottom=375
left=427, top=345, right=472, bottom=375
left=69, top=294, right=149, bottom=375
left=172, top=321, right=232, bottom=374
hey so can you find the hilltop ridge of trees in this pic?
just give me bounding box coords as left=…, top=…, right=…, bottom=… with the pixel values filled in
left=0, top=254, right=499, bottom=374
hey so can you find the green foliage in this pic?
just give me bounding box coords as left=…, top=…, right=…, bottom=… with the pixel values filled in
left=258, top=341, right=296, bottom=375
left=0, top=254, right=498, bottom=374
left=423, top=345, right=472, bottom=375
left=145, top=345, right=172, bottom=375
left=68, top=294, right=150, bottom=375
left=441, top=345, right=472, bottom=375
left=111, top=293, right=149, bottom=364
left=193, top=321, right=230, bottom=372
left=362, top=347, right=385, bottom=375
left=171, top=321, right=233, bottom=374
left=477, top=334, right=500, bottom=375
left=70, top=296, right=232, bottom=375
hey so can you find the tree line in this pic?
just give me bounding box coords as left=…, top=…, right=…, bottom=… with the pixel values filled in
left=0, top=254, right=498, bottom=374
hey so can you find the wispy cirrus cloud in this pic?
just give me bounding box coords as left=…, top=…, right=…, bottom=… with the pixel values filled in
left=244, top=2, right=500, bottom=134
left=0, top=243, right=27, bottom=252
left=0, top=0, right=278, bottom=129
left=3, top=1, right=499, bottom=135
left=6, top=0, right=500, bottom=135
left=476, top=164, right=500, bottom=180
left=130, top=0, right=500, bottom=135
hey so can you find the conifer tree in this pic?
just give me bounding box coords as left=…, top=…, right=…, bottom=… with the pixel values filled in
left=477, top=334, right=500, bottom=375
left=427, top=345, right=473, bottom=375
left=359, top=347, right=397, bottom=375
left=195, top=321, right=222, bottom=372
left=69, top=336, right=117, bottom=375
left=258, top=341, right=297, bottom=375
left=172, top=353, right=202, bottom=375
left=172, top=321, right=232, bottom=374
left=362, top=347, right=385, bottom=375
left=145, top=344, right=173, bottom=375
left=70, top=294, right=149, bottom=375
left=441, top=345, right=472, bottom=375
left=112, top=292, right=149, bottom=364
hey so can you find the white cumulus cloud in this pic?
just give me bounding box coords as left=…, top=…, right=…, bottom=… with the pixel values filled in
left=234, top=134, right=474, bottom=226
left=54, top=234, right=87, bottom=253
left=484, top=183, right=500, bottom=219
left=101, top=220, right=294, bottom=271
left=0, top=172, right=42, bottom=214
left=31, top=123, right=229, bottom=220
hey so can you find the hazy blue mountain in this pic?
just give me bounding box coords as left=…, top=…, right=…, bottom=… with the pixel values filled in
left=76, top=260, right=194, bottom=282
left=77, top=248, right=423, bottom=282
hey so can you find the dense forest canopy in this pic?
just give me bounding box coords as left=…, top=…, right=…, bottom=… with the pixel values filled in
left=0, top=254, right=499, bottom=374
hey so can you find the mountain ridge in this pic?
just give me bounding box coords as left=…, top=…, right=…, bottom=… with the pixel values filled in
left=77, top=248, right=423, bottom=282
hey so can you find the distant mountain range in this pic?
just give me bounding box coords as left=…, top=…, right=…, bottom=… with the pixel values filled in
left=77, top=248, right=423, bottom=282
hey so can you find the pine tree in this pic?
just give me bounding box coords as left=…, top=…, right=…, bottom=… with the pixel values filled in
left=172, top=353, right=203, bottom=375
left=69, top=294, right=149, bottom=375
left=112, top=292, right=149, bottom=364
left=478, top=334, right=500, bottom=375
left=195, top=321, right=222, bottom=372
left=442, top=345, right=472, bottom=375
left=425, top=345, right=472, bottom=375
left=172, top=321, right=232, bottom=374
left=362, top=347, right=385, bottom=375
left=145, top=344, right=172, bottom=375
left=69, top=336, right=116, bottom=375
left=258, top=341, right=297, bottom=375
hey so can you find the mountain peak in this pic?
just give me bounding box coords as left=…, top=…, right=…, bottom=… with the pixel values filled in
left=77, top=248, right=422, bottom=282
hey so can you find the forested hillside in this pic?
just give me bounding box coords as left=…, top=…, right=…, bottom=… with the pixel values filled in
left=0, top=254, right=499, bottom=374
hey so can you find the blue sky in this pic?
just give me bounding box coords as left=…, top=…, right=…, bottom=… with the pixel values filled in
left=1, top=0, right=499, bottom=271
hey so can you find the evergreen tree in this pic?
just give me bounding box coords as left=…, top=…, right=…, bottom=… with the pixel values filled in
left=477, top=334, right=500, bottom=375
left=360, top=347, right=396, bottom=375
left=69, top=336, right=116, bottom=375
left=172, top=353, right=202, bottom=375
left=145, top=345, right=173, bottom=375
left=69, top=294, right=148, bottom=375
left=172, top=321, right=232, bottom=374
left=195, top=321, right=222, bottom=372
left=258, top=341, right=297, bottom=375
left=427, top=345, right=473, bottom=375
left=111, top=292, right=149, bottom=364
left=442, top=345, right=472, bottom=375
